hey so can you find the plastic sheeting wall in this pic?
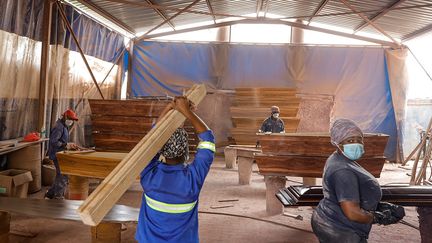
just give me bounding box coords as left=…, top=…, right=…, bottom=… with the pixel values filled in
left=131, top=41, right=397, bottom=160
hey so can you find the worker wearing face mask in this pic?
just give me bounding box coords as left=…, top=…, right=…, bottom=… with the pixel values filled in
left=311, top=118, right=405, bottom=243
left=44, top=109, right=79, bottom=199
left=259, top=106, right=285, bottom=133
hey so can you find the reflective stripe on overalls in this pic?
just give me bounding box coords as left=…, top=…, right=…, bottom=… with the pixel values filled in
left=145, top=194, right=197, bottom=214
left=197, top=141, right=216, bottom=152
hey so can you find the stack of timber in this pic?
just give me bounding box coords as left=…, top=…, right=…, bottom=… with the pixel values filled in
left=88, top=98, right=199, bottom=153
left=230, top=88, right=300, bottom=145
left=277, top=185, right=432, bottom=207
left=255, top=133, right=389, bottom=178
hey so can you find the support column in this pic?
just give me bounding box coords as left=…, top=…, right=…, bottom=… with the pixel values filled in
left=216, top=26, right=230, bottom=42
left=67, top=176, right=89, bottom=200
left=91, top=222, right=121, bottom=243
left=224, top=146, right=237, bottom=169
left=39, top=0, right=53, bottom=158
left=126, top=41, right=134, bottom=99
left=238, top=156, right=253, bottom=185
left=264, top=176, right=286, bottom=215
left=0, top=211, right=10, bottom=243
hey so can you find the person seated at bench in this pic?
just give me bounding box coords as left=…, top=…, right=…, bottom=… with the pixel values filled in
left=136, top=96, right=215, bottom=243
left=259, top=106, right=285, bottom=133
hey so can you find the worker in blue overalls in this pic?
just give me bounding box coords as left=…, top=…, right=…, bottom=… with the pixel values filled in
left=44, top=109, right=79, bottom=199
left=136, top=96, right=215, bottom=243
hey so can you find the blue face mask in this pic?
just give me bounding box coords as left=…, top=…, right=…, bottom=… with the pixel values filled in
left=342, top=143, right=364, bottom=161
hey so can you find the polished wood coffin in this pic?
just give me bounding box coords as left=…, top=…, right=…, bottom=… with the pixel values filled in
left=255, top=133, right=389, bottom=178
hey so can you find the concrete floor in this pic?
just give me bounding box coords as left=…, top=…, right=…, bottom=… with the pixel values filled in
left=8, top=157, right=421, bottom=242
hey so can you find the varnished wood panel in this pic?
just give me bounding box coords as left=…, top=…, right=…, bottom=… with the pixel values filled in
left=88, top=99, right=169, bottom=117
left=57, top=152, right=127, bottom=178
left=258, top=133, right=389, bottom=157
left=254, top=154, right=385, bottom=178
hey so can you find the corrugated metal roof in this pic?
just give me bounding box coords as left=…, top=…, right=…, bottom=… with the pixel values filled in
left=71, top=0, right=432, bottom=42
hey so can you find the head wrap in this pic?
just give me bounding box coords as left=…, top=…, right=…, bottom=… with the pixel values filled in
left=330, top=118, right=363, bottom=146
left=161, top=128, right=189, bottom=159
left=271, top=106, right=280, bottom=113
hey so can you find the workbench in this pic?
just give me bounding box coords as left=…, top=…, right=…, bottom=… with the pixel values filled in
left=56, top=151, right=127, bottom=200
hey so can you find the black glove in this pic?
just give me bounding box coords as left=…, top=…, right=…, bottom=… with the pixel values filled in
left=372, top=210, right=398, bottom=225
left=377, top=202, right=405, bottom=221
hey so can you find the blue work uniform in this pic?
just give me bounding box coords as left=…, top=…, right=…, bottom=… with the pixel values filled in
left=312, top=152, right=382, bottom=242
left=45, top=119, right=69, bottom=199
left=136, top=130, right=215, bottom=243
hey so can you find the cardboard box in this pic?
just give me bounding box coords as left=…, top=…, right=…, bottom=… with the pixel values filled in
left=0, top=169, right=33, bottom=198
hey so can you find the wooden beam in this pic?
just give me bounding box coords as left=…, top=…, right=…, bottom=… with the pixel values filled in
left=103, top=0, right=432, bottom=23
left=256, top=0, right=263, bottom=18
left=56, top=1, right=105, bottom=99
left=263, top=0, right=271, bottom=18
left=340, top=0, right=400, bottom=46
left=145, top=0, right=175, bottom=30
left=140, top=0, right=201, bottom=38
left=77, top=84, right=207, bottom=226
left=39, top=0, right=53, bottom=133
left=403, top=23, right=432, bottom=42
left=354, top=0, right=408, bottom=33
left=307, top=0, right=330, bottom=25
left=143, top=19, right=400, bottom=48
left=205, top=0, right=216, bottom=24
left=126, top=41, right=134, bottom=99
left=75, top=0, right=136, bottom=35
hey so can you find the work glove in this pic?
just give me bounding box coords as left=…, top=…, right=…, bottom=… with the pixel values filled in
left=377, top=202, right=405, bottom=221
left=371, top=210, right=399, bottom=225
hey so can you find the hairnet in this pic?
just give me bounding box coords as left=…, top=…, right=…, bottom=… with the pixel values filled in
left=161, top=128, right=189, bottom=159
left=330, top=118, right=363, bottom=146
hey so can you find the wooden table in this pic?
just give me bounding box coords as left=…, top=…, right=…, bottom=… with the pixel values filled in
left=223, top=145, right=261, bottom=185
left=57, top=151, right=127, bottom=200
left=255, top=132, right=389, bottom=215
left=56, top=151, right=129, bottom=242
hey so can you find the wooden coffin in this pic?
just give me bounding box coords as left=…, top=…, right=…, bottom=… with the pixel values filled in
left=257, top=133, right=389, bottom=157
left=255, top=132, right=389, bottom=178
left=89, top=99, right=199, bottom=152
left=57, top=152, right=127, bottom=178
left=254, top=154, right=386, bottom=178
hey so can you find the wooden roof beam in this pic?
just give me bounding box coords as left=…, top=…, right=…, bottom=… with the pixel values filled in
left=75, top=0, right=136, bottom=36
left=143, top=18, right=401, bottom=48
left=145, top=0, right=175, bottom=30
left=353, top=0, right=408, bottom=33
left=403, top=23, right=432, bottom=42
left=307, top=0, right=330, bottom=25
left=140, top=0, right=201, bottom=38
left=340, top=0, right=400, bottom=46
left=205, top=0, right=216, bottom=24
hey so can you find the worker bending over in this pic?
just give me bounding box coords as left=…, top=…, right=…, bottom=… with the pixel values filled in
left=259, top=105, right=285, bottom=133
left=45, top=109, right=78, bottom=199
left=136, top=96, right=215, bottom=243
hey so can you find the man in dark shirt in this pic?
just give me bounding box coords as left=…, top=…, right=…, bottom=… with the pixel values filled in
left=259, top=106, right=285, bottom=133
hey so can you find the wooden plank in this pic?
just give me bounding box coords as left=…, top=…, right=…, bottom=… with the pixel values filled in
left=57, top=152, right=127, bottom=178
left=88, top=99, right=169, bottom=117
left=232, top=117, right=300, bottom=129
left=91, top=117, right=154, bottom=134
left=230, top=107, right=299, bottom=117
left=258, top=133, right=389, bottom=157
left=78, top=84, right=207, bottom=226
left=234, top=99, right=301, bottom=107
left=235, top=87, right=297, bottom=95
left=254, top=154, right=386, bottom=178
